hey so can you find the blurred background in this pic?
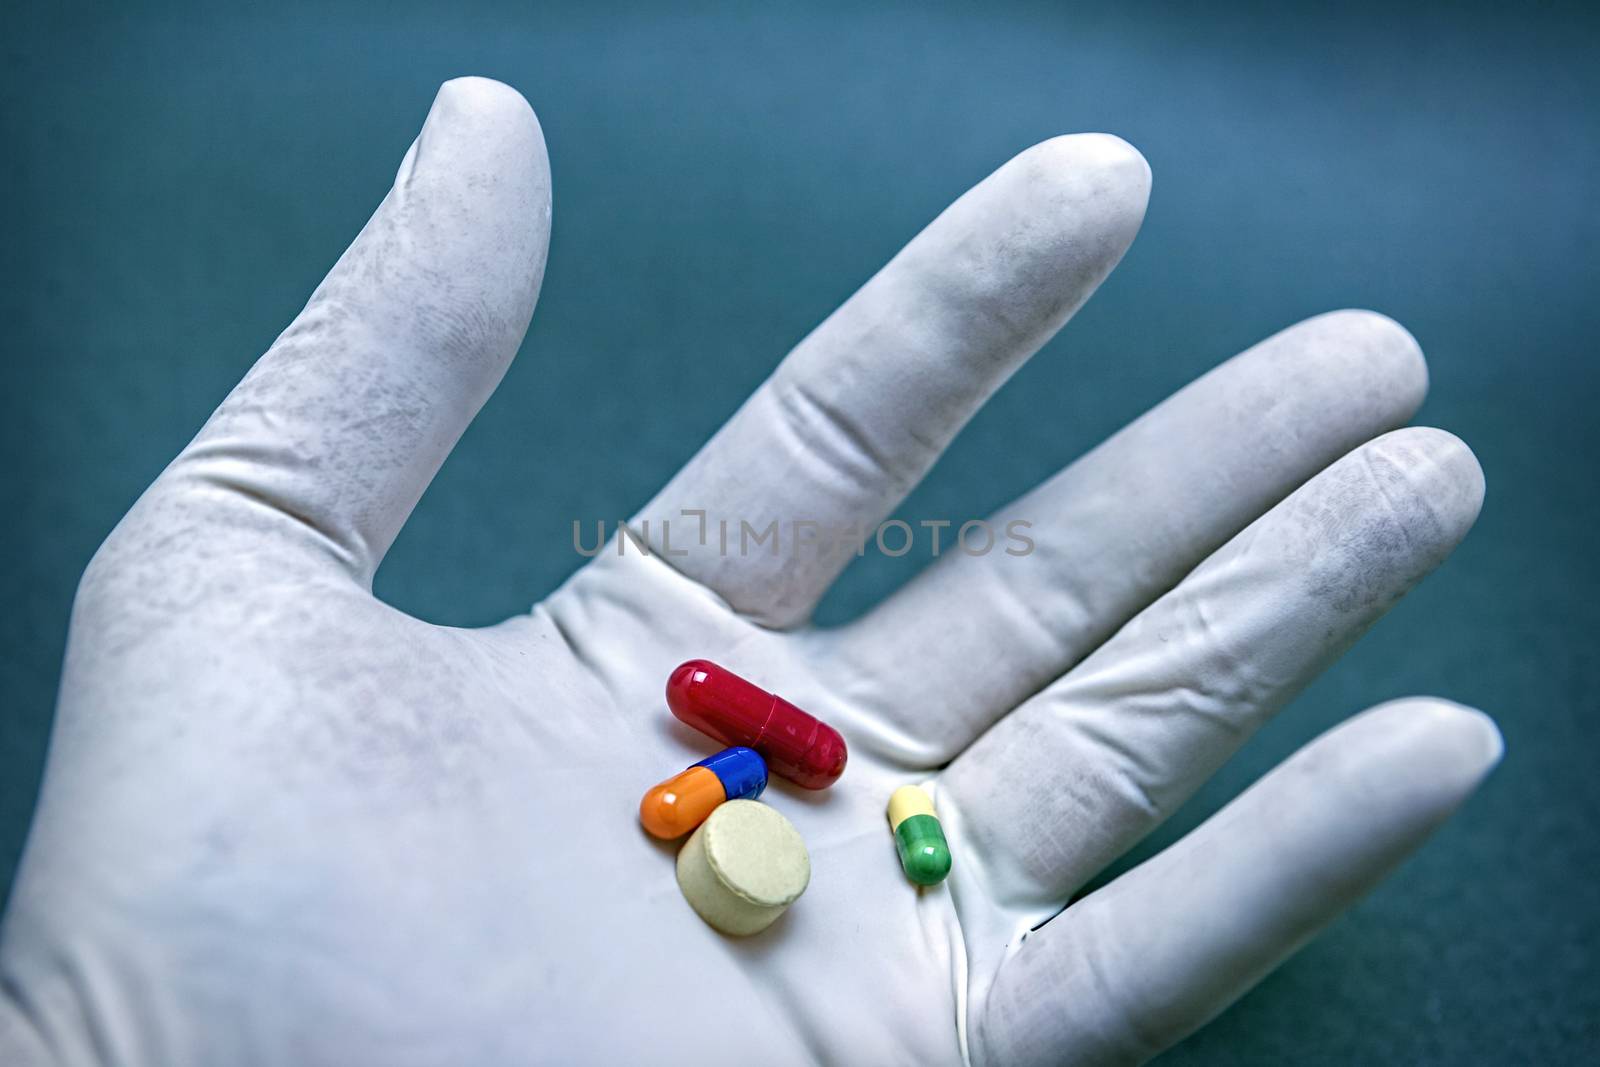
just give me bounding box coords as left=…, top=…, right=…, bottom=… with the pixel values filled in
left=3, top=0, right=1596, bottom=1061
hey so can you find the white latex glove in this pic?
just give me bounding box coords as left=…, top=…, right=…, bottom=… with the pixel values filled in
left=0, top=78, right=1502, bottom=1067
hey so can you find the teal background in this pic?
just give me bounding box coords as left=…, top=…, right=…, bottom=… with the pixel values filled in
left=3, top=1, right=1596, bottom=1061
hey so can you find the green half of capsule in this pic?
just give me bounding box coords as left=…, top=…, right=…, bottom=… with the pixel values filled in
left=892, top=813, right=952, bottom=887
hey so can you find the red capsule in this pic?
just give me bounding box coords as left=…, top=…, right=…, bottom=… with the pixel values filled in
left=666, top=660, right=848, bottom=789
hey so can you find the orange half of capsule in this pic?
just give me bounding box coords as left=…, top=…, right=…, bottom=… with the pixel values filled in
left=639, top=766, right=727, bottom=839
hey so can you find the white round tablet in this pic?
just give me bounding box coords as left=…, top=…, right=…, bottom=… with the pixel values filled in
left=675, top=799, right=810, bottom=936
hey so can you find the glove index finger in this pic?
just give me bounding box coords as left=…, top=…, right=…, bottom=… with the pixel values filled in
left=634, top=134, right=1150, bottom=629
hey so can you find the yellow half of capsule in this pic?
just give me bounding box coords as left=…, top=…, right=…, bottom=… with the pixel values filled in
left=887, top=784, right=937, bottom=830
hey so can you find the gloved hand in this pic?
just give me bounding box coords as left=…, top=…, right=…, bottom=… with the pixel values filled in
left=0, top=77, right=1501, bottom=1066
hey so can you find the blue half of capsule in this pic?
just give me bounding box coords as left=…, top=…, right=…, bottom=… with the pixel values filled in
left=695, top=746, right=768, bottom=800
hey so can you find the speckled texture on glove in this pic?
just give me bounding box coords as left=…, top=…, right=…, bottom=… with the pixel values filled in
left=0, top=78, right=1499, bottom=1067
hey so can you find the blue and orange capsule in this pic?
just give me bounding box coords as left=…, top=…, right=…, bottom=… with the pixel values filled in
left=640, top=747, right=768, bottom=839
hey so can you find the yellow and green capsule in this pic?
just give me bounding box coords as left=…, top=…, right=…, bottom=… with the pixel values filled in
left=887, top=785, right=952, bottom=886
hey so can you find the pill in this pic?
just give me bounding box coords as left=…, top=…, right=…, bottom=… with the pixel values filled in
left=887, top=785, right=952, bottom=886
left=666, top=659, right=848, bottom=789
left=676, top=799, right=810, bottom=936
left=640, top=746, right=768, bottom=839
